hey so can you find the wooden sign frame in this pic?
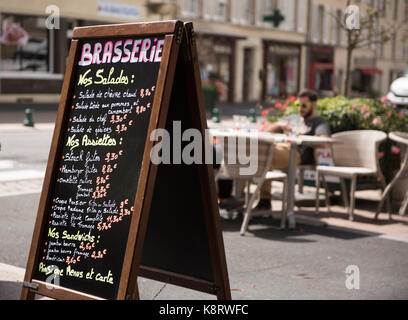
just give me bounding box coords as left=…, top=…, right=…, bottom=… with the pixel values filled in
left=21, top=20, right=230, bottom=300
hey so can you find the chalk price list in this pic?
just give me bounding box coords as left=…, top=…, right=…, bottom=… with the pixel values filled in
left=38, top=66, right=156, bottom=288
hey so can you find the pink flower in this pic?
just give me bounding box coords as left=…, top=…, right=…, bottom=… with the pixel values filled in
left=260, top=121, right=265, bottom=126
left=372, top=117, right=382, bottom=126
left=275, top=102, right=282, bottom=109
left=391, top=146, right=401, bottom=155
left=261, top=110, right=268, bottom=117
left=392, top=104, right=397, bottom=109
left=381, top=96, right=388, bottom=103
left=289, top=96, right=296, bottom=102
left=361, top=105, right=370, bottom=112
left=352, top=104, right=358, bottom=111
left=378, top=152, right=385, bottom=159
left=363, top=112, right=370, bottom=119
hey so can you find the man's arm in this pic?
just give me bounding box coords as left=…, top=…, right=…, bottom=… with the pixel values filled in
left=265, top=121, right=290, bottom=134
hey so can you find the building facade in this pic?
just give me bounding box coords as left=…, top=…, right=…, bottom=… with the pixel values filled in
left=0, top=0, right=146, bottom=104
left=176, top=0, right=308, bottom=103
left=0, top=0, right=407, bottom=104
left=309, top=0, right=408, bottom=98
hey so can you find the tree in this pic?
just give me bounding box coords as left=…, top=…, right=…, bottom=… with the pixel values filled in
left=333, top=0, right=406, bottom=97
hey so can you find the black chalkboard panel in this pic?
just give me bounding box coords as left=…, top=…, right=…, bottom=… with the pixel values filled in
left=141, top=48, right=214, bottom=282
left=33, top=35, right=164, bottom=300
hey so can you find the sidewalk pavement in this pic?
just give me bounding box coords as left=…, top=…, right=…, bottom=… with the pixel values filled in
left=0, top=123, right=55, bottom=133
left=0, top=105, right=58, bottom=124
left=1, top=105, right=407, bottom=300
left=1, top=189, right=408, bottom=300
left=0, top=105, right=56, bottom=133
left=0, top=263, right=24, bottom=300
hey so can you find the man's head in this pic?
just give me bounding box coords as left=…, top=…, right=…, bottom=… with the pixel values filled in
left=297, top=89, right=318, bottom=120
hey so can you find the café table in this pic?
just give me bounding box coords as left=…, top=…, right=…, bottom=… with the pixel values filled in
left=209, top=125, right=335, bottom=229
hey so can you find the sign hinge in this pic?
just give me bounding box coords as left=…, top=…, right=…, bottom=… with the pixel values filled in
left=23, top=281, right=39, bottom=291
left=190, top=28, right=196, bottom=46
left=176, top=26, right=183, bottom=44
left=210, top=284, right=220, bottom=292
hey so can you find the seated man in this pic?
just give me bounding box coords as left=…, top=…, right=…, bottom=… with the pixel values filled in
left=257, top=89, right=331, bottom=210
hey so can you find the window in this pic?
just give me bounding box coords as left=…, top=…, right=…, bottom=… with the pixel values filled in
left=391, top=32, right=397, bottom=60
left=231, top=0, right=253, bottom=25
left=406, top=0, right=408, bottom=20
left=179, top=0, right=199, bottom=18
left=203, top=0, right=227, bottom=21
left=256, top=0, right=275, bottom=27
left=393, top=0, right=399, bottom=20
left=216, top=0, right=227, bottom=20
left=0, top=14, right=49, bottom=72
left=277, top=0, right=296, bottom=31
left=336, top=9, right=342, bottom=45
left=243, top=0, right=253, bottom=24
left=378, top=28, right=385, bottom=58
left=318, top=5, right=324, bottom=43
left=380, top=0, right=386, bottom=17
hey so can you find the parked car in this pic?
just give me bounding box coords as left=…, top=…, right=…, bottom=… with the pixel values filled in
left=387, top=72, right=408, bottom=116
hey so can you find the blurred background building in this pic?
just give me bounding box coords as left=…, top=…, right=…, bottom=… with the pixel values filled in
left=0, top=0, right=407, bottom=104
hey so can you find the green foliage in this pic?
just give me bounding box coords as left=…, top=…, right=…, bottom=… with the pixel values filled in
left=314, top=96, right=407, bottom=134
left=262, top=95, right=408, bottom=182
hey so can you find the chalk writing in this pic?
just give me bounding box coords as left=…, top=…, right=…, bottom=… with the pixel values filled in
left=34, top=35, right=162, bottom=300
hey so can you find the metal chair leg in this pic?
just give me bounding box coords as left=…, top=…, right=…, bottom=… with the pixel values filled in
left=375, top=177, right=394, bottom=220
left=315, top=170, right=321, bottom=216
left=379, top=175, right=392, bottom=221
left=322, top=175, right=331, bottom=214
left=400, top=191, right=408, bottom=216
left=298, top=168, right=305, bottom=194
left=340, top=178, right=349, bottom=209
left=240, top=181, right=260, bottom=236
left=280, top=178, right=287, bottom=230
left=349, top=176, right=357, bottom=221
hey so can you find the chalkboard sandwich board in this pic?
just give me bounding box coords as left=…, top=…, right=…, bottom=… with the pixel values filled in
left=21, top=20, right=231, bottom=300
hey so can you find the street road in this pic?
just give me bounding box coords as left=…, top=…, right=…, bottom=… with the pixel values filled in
left=0, top=128, right=408, bottom=300
left=0, top=130, right=52, bottom=266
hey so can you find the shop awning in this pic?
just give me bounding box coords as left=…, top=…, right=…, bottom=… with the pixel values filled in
left=356, top=67, right=383, bottom=75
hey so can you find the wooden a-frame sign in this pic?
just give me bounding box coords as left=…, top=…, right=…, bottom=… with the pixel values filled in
left=21, top=20, right=231, bottom=300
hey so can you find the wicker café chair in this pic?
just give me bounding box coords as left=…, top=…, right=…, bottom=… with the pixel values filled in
left=214, top=133, right=287, bottom=235
left=376, top=132, right=408, bottom=218
left=315, top=130, right=389, bottom=221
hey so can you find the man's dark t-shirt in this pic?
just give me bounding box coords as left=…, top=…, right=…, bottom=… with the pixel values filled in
left=298, top=116, right=331, bottom=165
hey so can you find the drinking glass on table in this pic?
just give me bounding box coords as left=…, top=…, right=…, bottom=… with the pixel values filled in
left=239, top=116, right=250, bottom=132
left=233, top=115, right=241, bottom=131
left=286, top=115, right=307, bottom=136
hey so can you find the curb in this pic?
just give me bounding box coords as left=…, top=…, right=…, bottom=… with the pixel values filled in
left=0, top=123, right=55, bottom=133
left=0, top=263, right=25, bottom=282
